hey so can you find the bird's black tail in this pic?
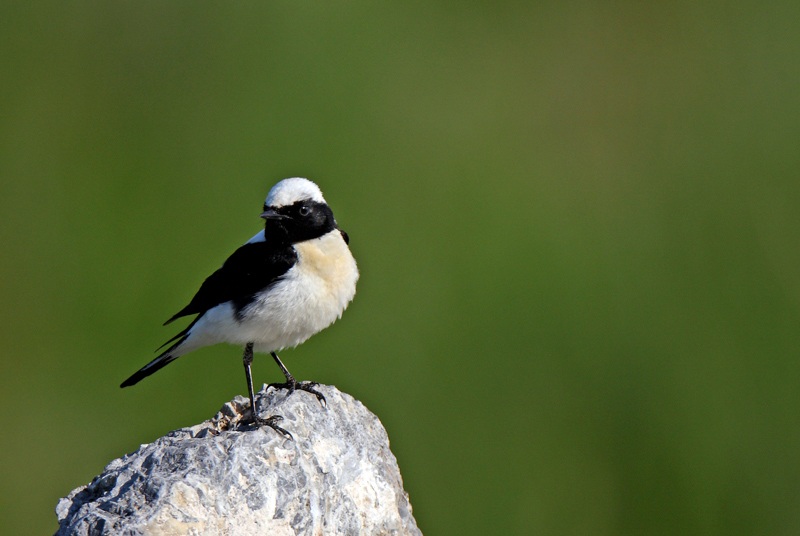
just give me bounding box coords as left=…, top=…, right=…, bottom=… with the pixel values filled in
left=120, top=329, right=190, bottom=388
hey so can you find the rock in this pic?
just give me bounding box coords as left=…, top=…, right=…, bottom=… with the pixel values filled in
left=55, top=385, right=422, bottom=535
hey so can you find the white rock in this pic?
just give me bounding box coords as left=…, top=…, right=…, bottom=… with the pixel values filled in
left=56, top=385, right=422, bottom=535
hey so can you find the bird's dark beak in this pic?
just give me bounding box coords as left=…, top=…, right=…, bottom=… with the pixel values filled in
left=260, top=208, right=283, bottom=220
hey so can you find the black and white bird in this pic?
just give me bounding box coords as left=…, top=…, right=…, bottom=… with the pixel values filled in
left=121, top=177, right=359, bottom=438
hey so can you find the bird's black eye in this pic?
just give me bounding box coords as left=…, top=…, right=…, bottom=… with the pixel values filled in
left=298, top=205, right=311, bottom=217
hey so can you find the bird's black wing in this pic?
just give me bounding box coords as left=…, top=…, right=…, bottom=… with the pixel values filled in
left=121, top=240, right=297, bottom=389
left=164, top=240, right=297, bottom=324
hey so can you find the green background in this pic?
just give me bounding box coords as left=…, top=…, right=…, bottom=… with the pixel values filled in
left=2, top=2, right=799, bottom=534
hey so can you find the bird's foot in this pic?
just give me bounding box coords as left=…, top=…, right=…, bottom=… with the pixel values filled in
left=268, top=379, right=327, bottom=408
left=248, top=413, right=293, bottom=440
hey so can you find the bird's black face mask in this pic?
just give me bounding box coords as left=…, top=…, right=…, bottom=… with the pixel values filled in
left=261, top=200, right=336, bottom=245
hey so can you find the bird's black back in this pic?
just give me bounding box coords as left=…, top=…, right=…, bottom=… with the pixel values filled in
left=165, top=240, right=297, bottom=324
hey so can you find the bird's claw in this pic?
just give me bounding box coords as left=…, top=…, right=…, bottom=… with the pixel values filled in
left=268, top=380, right=327, bottom=408
left=252, top=414, right=293, bottom=440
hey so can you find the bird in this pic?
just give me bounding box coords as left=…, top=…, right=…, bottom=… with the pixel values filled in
left=120, top=177, right=359, bottom=438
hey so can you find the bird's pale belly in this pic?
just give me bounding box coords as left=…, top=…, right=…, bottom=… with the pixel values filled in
left=244, top=262, right=357, bottom=352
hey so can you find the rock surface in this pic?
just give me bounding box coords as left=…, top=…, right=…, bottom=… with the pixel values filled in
left=56, top=385, right=422, bottom=535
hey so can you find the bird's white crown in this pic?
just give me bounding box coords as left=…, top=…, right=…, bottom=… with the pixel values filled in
left=265, top=177, right=326, bottom=208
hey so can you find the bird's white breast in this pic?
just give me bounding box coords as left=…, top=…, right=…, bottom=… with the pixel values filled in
left=241, top=229, right=358, bottom=352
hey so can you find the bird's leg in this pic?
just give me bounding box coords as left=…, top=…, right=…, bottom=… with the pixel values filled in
left=242, top=342, right=293, bottom=439
left=243, top=343, right=257, bottom=414
left=268, top=351, right=327, bottom=407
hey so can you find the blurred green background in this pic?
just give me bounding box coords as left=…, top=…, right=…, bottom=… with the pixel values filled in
left=2, top=2, right=799, bottom=534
